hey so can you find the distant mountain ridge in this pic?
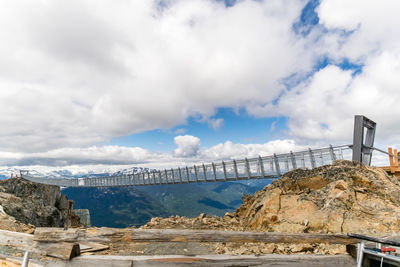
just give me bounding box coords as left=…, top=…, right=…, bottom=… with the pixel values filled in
left=0, top=166, right=154, bottom=179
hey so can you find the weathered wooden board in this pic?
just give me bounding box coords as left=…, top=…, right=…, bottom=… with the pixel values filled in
left=34, top=227, right=132, bottom=243
left=130, top=229, right=359, bottom=244
left=36, top=242, right=80, bottom=260
left=34, top=228, right=359, bottom=245
left=0, top=229, right=80, bottom=260
left=79, top=242, right=109, bottom=253
left=0, top=229, right=35, bottom=251
left=47, top=254, right=357, bottom=267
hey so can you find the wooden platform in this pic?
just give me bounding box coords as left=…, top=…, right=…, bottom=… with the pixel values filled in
left=0, top=228, right=360, bottom=266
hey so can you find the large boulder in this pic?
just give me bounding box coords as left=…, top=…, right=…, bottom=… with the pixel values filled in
left=0, top=177, right=80, bottom=229
left=234, top=160, right=400, bottom=235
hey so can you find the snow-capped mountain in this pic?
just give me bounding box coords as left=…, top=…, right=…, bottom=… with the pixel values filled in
left=0, top=166, right=156, bottom=180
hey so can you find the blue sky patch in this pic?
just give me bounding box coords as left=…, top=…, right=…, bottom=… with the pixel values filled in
left=109, top=108, right=289, bottom=152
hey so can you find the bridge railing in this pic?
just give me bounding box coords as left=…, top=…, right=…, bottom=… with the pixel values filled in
left=21, top=145, right=351, bottom=187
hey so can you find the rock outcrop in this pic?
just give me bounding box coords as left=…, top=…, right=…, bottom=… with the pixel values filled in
left=0, top=177, right=80, bottom=232
left=142, top=160, right=400, bottom=254
left=234, top=160, right=400, bottom=235
left=144, top=160, right=400, bottom=236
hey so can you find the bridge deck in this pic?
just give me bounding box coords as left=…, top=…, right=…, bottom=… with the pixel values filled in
left=21, top=145, right=350, bottom=187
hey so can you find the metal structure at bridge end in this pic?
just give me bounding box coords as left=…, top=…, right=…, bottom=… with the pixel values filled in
left=352, top=115, right=376, bottom=166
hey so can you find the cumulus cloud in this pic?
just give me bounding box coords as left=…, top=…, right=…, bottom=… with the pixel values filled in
left=0, top=146, right=159, bottom=166
left=1, top=0, right=398, bottom=171
left=200, top=139, right=305, bottom=161
left=174, top=135, right=201, bottom=157
left=248, top=0, right=400, bottom=147
left=0, top=135, right=308, bottom=169
left=0, top=0, right=310, bottom=153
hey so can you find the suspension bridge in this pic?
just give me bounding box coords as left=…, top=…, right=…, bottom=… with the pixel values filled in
left=20, top=115, right=391, bottom=188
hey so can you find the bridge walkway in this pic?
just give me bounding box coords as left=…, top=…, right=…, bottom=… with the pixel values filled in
left=21, top=145, right=350, bottom=188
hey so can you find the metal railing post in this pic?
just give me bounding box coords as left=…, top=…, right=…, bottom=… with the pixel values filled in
left=245, top=158, right=251, bottom=179
left=186, top=167, right=190, bottom=183
left=202, top=164, right=207, bottom=181
left=258, top=156, right=265, bottom=178
left=309, top=148, right=316, bottom=168
left=233, top=160, right=239, bottom=180
left=270, top=159, right=274, bottom=175
left=164, top=169, right=168, bottom=184
left=290, top=151, right=297, bottom=169
left=320, top=151, right=324, bottom=165
left=222, top=161, right=227, bottom=181
left=178, top=168, right=183, bottom=183
left=194, top=165, right=199, bottom=182
left=273, top=154, right=281, bottom=177
left=212, top=163, right=217, bottom=181
left=329, top=144, right=336, bottom=161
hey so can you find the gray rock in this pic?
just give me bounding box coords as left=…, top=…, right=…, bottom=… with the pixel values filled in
left=0, top=177, right=80, bottom=227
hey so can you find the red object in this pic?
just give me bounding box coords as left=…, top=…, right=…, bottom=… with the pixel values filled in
left=382, top=246, right=396, bottom=253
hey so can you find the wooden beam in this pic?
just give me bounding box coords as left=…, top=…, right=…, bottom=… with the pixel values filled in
left=389, top=147, right=395, bottom=173
left=130, top=229, right=358, bottom=245
left=48, top=254, right=357, bottom=267
left=0, top=229, right=35, bottom=251
left=34, top=228, right=358, bottom=245
left=34, top=227, right=132, bottom=243
left=34, top=228, right=359, bottom=245
left=36, top=242, right=80, bottom=261
left=79, top=242, right=109, bottom=253
left=0, top=229, right=81, bottom=261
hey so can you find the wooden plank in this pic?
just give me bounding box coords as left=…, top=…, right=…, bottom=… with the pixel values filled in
left=34, top=228, right=358, bottom=245
left=34, top=227, right=132, bottom=243
left=48, top=254, right=356, bottom=267
left=79, top=242, right=109, bottom=253
left=130, top=229, right=358, bottom=244
left=36, top=242, right=80, bottom=261
left=389, top=147, right=395, bottom=173
left=0, top=229, right=35, bottom=251
left=0, top=229, right=81, bottom=260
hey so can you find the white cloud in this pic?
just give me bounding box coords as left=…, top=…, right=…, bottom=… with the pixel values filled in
left=200, top=139, right=305, bottom=161
left=0, top=135, right=307, bottom=169
left=247, top=0, right=400, bottom=147
left=174, top=135, right=201, bottom=157
left=0, top=0, right=310, bottom=153
left=1, top=0, right=399, bottom=171
left=207, top=118, right=224, bottom=130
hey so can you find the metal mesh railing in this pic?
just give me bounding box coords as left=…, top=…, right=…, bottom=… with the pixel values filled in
left=21, top=145, right=351, bottom=187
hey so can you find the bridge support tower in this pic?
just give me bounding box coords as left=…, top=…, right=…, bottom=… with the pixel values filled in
left=352, top=115, right=376, bottom=166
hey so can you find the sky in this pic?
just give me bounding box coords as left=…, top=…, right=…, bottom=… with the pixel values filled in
left=0, top=0, right=399, bottom=172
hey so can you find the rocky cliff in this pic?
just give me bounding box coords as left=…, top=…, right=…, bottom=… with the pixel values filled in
left=0, top=177, right=80, bottom=232
left=234, top=160, right=400, bottom=235
left=142, top=160, right=400, bottom=254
